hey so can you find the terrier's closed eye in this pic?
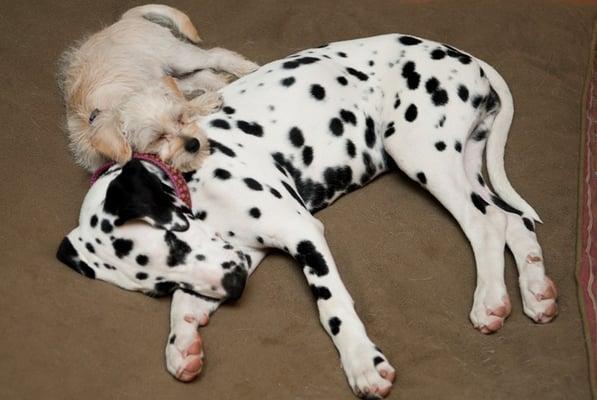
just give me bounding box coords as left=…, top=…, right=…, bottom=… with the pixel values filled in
left=89, top=108, right=101, bottom=124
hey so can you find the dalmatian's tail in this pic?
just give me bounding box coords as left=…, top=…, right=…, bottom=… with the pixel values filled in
left=477, top=59, right=542, bottom=223
left=121, top=4, right=202, bottom=44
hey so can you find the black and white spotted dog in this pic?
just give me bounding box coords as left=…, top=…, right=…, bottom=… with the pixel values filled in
left=57, top=34, right=558, bottom=399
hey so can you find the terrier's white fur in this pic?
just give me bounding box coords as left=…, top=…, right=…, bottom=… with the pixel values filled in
left=58, top=4, right=258, bottom=172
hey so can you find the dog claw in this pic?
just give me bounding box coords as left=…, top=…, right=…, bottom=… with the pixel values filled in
left=521, top=276, right=558, bottom=324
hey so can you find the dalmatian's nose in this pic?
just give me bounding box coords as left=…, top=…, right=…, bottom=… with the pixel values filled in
left=222, top=268, right=247, bottom=301
left=184, top=138, right=200, bottom=153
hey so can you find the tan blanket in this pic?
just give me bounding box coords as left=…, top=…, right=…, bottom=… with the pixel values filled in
left=0, top=1, right=595, bottom=399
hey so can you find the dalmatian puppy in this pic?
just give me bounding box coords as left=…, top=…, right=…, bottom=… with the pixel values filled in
left=57, top=33, right=558, bottom=399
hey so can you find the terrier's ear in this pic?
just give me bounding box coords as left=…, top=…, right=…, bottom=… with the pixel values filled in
left=91, top=113, right=132, bottom=165
left=162, top=76, right=185, bottom=99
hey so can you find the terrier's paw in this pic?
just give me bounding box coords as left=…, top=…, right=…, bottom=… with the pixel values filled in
left=470, top=286, right=511, bottom=334
left=229, top=59, right=260, bottom=77
left=187, top=91, right=223, bottom=117
left=520, top=275, right=558, bottom=323
left=343, top=344, right=395, bottom=399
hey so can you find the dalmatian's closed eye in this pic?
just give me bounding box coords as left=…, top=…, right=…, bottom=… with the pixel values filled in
left=58, top=33, right=557, bottom=398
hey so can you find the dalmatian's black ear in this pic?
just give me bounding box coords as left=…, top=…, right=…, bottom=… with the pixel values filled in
left=56, top=231, right=96, bottom=279
left=103, top=160, right=190, bottom=231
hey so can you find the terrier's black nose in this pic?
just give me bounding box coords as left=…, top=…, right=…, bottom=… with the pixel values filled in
left=184, top=138, right=200, bottom=153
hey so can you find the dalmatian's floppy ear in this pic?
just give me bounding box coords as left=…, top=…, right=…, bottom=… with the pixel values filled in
left=56, top=229, right=96, bottom=279
left=103, top=160, right=190, bottom=231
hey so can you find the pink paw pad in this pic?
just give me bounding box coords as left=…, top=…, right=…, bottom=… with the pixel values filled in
left=369, top=384, right=392, bottom=398
left=534, top=278, right=558, bottom=323
left=183, top=313, right=209, bottom=326
left=175, top=336, right=204, bottom=382
left=477, top=297, right=511, bottom=334
left=378, top=368, right=396, bottom=383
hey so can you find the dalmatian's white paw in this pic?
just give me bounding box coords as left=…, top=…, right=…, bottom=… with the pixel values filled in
left=520, top=267, right=558, bottom=323
left=342, top=344, right=396, bottom=399
left=470, top=285, right=511, bottom=334
left=165, top=313, right=208, bottom=382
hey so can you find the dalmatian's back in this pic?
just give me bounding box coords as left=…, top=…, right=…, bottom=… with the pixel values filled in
left=190, top=33, right=493, bottom=218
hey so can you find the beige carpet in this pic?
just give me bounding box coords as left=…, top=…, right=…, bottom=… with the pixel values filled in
left=1, top=1, right=595, bottom=399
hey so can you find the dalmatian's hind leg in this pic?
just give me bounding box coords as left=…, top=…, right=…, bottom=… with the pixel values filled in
left=464, top=131, right=558, bottom=324
left=383, top=132, right=511, bottom=334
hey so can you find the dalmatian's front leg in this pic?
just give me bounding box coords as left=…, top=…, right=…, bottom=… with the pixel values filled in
left=165, top=289, right=220, bottom=381
left=279, top=217, right=395, bottom=399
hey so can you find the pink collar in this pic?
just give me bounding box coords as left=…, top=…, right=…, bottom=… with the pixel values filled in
left=90, top=152, right=192, bottom=209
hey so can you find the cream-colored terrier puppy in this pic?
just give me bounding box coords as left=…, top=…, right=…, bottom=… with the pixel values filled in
left=59, top=4, right=258, bottom=172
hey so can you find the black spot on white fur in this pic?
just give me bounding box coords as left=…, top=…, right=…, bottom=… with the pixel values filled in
left=237, top=120, right=264, bottom=137
left=340, top=110, right=357, bottom=125
left=471, top=193, right=489, bottom=214
left=365, top=117, right=376, bottom=148
left=425, top=77, right=448, bottom=106
left=210, top=119, right=230, bottom=129
left=209, top=139, right=236, bottom=157
left=244, top=178, right=263, bottom=191
left=249, top=207, right=261, bottom=218
left=289, top=127, right=305, bottom=147
left=402, top=62, right=420, bottom=90
left=329, top=317, right=342, bottom=335
left=136, top=254, right=149, bottom=266
left=346, top=67, right=368, bottom=81
left=214, top=168, right=231, bottom=180
left=311, top=84, right=326, bottom=100
left=330, top=118, right=344, bottom=136
left=281, top=77, right=296, bottom=87
left=282, top=56, right=319, bottom=69
left=310, top=284, right=332, bottom=300
left=405, top=104, right=418, bottom=122
left=295, top=241, right=329, bottom=276
left=303, top=146, right=314, bottom=166
left=458, top=85, right=469, bottom=102
left=164, top=231, right=191, bottom=267
left=523, top=217, right=535, bottom=232
left=399, top=35, right=422, bottom=45
left=416, top=172, right=427, bottom=184
left=113, top=238, right=133, bottom=258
